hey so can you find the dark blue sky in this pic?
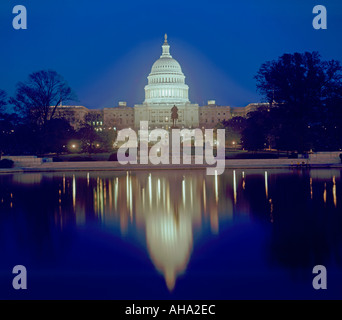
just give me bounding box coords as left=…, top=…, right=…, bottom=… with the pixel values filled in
left=1, top=0, right=342, bottom=108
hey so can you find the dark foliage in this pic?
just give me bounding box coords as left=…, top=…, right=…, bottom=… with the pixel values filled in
left=10, top=70, right=76, bottom=126
left=0, top=159, right=14, bottom=168
left=108, top=153, right=118, bottom=161
left=245, top=52, right=342, bottom=152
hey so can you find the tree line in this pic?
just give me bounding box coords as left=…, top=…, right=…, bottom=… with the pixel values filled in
left=218, top=51, right=342, bottom=153
left=1, top=51, right=342, bottom=156
left=0, top=70, right=117, bottom=156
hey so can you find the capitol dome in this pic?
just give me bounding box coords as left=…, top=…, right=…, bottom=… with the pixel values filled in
left=144, top=34, right=189, bottom=104
left=150, top=56, right=182, bottom=74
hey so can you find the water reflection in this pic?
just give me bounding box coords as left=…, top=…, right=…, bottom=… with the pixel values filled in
left=265, top=171, right=268, bottom=199
left=333, top=176, right=337, bottom=208
left=91, top=171, right=232, bottom=289
left=0, top=168, right=341, bottom=294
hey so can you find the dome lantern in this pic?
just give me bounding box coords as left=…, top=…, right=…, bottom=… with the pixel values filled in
left=161, top=33, right=171, bottom=57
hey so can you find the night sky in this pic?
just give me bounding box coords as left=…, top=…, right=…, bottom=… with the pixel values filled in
left=1, top=0, right=342, bottom=108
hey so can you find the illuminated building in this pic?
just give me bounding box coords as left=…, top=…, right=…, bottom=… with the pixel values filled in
left=55, top=36, right=268, bottom=130
left=134, top=34, right=199, bottom=129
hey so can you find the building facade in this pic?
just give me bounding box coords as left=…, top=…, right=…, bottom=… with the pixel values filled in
left=134, top=34, right=199, bottom=130
left=56, top=36, right=267, bottom=131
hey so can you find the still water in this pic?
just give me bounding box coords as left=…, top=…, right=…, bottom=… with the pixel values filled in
left=0, top=169, right=342, bottom=299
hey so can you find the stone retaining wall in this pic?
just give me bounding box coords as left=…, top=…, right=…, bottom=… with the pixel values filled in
left=3, top=156, right=42, bottom=167
left=309, top=151, right=342, bottom=163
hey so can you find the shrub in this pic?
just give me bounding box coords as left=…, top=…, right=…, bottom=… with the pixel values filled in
left=0, top=159, right=14, bottom=168
left=68, top=156, right=94, bottom=162
left=108, top=153, right=118, bottom=161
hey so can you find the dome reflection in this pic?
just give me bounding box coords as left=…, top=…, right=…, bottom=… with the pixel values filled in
left=60, top=170, right=237, bottom=290
left=146, top=213, right=192, bottom=291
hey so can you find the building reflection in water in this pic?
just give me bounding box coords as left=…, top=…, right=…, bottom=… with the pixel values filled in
left=88, top=170, right=235, bottom=290
left=265, top=171, right=268, bottom=199
left=1, top=169, right=340, bottom=291
left=333, top=176, right=337, bottom=208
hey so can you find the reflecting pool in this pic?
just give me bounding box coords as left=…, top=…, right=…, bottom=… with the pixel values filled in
left=0, top=169, right=342, bottom=299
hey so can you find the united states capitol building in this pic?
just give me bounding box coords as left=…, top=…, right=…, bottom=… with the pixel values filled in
left=56, top=35, right=266, bottom=131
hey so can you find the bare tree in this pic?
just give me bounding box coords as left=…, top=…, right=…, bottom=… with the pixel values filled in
left=0, top=89, right=7, bottom=114
left=11, top=70, right=76, bottom=126
left=0, top=90, right=9, bottom=158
